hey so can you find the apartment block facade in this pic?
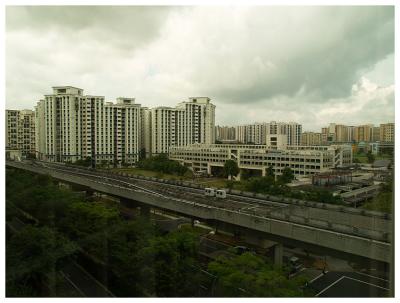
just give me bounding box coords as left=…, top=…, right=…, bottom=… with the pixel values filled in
left=215, top=125, right=236, bottom=141
left=235, top=121, right=302, bottom=146
left=35, top=87, right=141, bottom=165
left=149, top=97, right=215, bottom=155
left=380, top=123, right=394, bottom=142
left=319, top=123, right=388, bottom=144
left=354, top=124, right=374, bottom=142
left=6, top=109, right=36, bottom=156
left=301, top=132, right=322, bottom=146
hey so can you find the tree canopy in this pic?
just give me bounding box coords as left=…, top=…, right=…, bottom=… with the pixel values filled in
left=208, top=253, right=308, bottom=297
left=366, top=151, right=375, bottom=164
left=223, top=160, right=240, bottom=179
left=278, top=167, right=295, bottom=184
left=6, top=225, right=78, bottom=296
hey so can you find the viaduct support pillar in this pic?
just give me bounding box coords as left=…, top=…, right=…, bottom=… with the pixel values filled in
left=120, top=197, right=139, bottom=208
left=274, top=243, right=283, bottom=267
left=140, top=204, right=151, bottom=219
left=85, top=189, right=95, bottom=198
left=261, top=168, right=266, bottom=177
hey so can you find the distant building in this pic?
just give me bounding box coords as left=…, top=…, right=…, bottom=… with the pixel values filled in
left=215, top=125, right=236, bottom=141
left=235, top=121, right=302, bottom=146
left=6, top=109, right=35, bottom=157
left=301, top=132, right=322, bottom=146
left=354, top=124, right=374, bottom=142
left=150, top=97, right=215, bottom=155
left=320, top=123, right=391, bottom=144
left=380, top=123, right=394, bottom=143
left=372, top=126, right=381, bottom=142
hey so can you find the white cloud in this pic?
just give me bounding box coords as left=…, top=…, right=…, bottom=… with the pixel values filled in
left=6, top=6, right=394, bottom=130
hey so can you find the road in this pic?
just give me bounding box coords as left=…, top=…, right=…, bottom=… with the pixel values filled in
left=309, top=271, right=390, bottom=297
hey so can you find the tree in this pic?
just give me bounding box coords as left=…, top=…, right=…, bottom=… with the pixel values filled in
left=74, top=157, right=92, bottom=167
left=266, top=166, right=275, bottom=177
left=137, top=229, right=201, bottom=297
left=278, top=167, right=294, bottom=184
left=245, top=176, right=275, bottom=193
left=26, top=153, right=36, bottom=160
left=60, top=201, right=120, bottom=241
left=207, top=253, right=308, bottom=297
left=223, top=160, right=239, bottom=179
left=362, top=192, right=393, bottom=213
left=81, top=219, right=159, bottom=297
left=366, top=151, right=375, bottom=164
left=6, top=226, right=78, bottom=296
left=6, top=171, right=80, bottom=226
left=136, top=154, right=189, bottom=176
left=362, top=177, right=393, bottom=213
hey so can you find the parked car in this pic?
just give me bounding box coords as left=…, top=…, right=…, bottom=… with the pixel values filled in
left=289, top=256, right=303, bottom=274
left=233, top=246, right=253, bottom=255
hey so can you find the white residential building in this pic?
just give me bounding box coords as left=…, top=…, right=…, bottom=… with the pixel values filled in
left=34, top=86, right=141, bottom=165
left=149, top=97, right=216, bottom=155
left=33, top=87, right=216, bottom=164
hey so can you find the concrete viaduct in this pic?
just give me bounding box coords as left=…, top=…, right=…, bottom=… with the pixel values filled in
left=6, top=161, right=393, bottom=265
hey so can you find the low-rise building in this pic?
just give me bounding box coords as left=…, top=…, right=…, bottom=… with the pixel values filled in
left=169, top=143, right=352, bottom=179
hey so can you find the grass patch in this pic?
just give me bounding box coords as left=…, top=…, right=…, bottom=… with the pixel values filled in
left=109, top=167, right=191, bottom=181
left=194, top=178, right=228, bottom=188
left=179, top=224, right=211, bottom=235
left=353, top=153, right=393, bottom=164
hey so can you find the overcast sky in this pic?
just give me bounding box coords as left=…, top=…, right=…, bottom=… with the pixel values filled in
left=6, top=6, right=394, bottom=131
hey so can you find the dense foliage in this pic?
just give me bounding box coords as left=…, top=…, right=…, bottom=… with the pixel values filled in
left=6, top=225, right=78, bottom=297
left=136, top=154, right=189, bottom=176
left=208, top=253, right=309, bottom=297
left=6, top=168, right=310, bottom=297
left=72, top=157, right=92, bottom=167
left=362, top=177, right=393, bottom=213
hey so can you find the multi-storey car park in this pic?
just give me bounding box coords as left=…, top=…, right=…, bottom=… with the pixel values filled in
left=169, top=143, right=352, bottom=179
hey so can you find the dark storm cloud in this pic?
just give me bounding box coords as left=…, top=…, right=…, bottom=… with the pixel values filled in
left=6, top=6, right=173, bottom=51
